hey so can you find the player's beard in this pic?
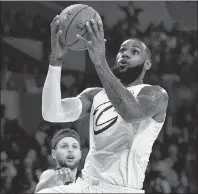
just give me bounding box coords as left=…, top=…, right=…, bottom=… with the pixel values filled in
left=58, top=159, right=80, bottom=170
left=112, top=62, right=144, bottom=86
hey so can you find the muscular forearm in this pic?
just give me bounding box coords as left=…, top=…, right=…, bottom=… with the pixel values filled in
left=94, top=59, right=138, bottom=121
left=95, top=61, right=168, bottom=121
left=42, top=65, right=82, bottom=122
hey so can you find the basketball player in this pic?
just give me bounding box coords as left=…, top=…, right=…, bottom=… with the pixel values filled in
left=38, top=15, right=168, bottom=193
left=35, top=129, right=82, bottom=192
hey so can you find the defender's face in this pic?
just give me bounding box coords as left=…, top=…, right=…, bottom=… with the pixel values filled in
left=53, top=137, right=81, bottom=169
left=116, top=39, right=146, bottom=72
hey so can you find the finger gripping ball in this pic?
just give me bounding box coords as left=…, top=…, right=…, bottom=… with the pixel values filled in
left=59, top=4, right=102, bottom=51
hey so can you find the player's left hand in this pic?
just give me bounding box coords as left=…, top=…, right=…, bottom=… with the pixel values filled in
left=77, top=19, right=106, bottom=66
left=51, top=15, right=68, bottom=59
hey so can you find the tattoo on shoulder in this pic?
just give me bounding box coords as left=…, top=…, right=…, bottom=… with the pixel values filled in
left=136, top=86, right=169, bottom=108
left=152, top=86, right=169, bottom=103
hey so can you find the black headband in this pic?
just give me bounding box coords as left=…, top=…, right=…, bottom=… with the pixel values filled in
left=51, top=131, right=80, bottom=149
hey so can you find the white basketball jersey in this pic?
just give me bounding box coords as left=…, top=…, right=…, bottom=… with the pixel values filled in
left=82, top=84, right=165, bottom=189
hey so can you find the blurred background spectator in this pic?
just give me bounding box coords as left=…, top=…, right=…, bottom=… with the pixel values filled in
left=1, top=1, right=197, bottom=193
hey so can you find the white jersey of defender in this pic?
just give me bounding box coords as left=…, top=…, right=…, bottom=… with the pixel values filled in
left=82, top=84, right=165, bottom=189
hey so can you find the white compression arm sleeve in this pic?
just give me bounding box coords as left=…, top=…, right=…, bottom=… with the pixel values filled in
left=42, top=65, right=82, bottom=122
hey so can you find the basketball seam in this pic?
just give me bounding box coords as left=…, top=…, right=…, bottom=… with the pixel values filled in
left=67, top=10, right=97, bottom=48
left=65, top=6, right=89, bottom=46
left=69, top=10, right=97, bottom=48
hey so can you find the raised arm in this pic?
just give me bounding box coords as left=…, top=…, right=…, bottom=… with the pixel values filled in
left=86, top=63, right=168, bottom=123
left=42, top=66, right=101, bottom=122
left=77, top=19, right=168, bottom=123
left=42, top=15, right=102, bottom=123
left=42, top=65, right=81, bottom=122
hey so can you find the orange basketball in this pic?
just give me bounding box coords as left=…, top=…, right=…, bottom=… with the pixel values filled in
left=59, top=4, right=102, bottom=51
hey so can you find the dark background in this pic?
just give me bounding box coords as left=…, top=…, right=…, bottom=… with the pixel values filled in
left=1, top=1, right=197, bottom=193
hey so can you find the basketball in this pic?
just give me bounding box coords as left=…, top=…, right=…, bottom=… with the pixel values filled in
left=59, top=4, right=102, bottom=51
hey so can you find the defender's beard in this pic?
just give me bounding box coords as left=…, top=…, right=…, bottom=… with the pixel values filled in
left=112, top=63, right=144, bottom=85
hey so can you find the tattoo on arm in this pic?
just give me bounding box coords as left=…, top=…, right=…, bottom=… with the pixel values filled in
left=132, top=86, right=169, bottom=117
left=95, top=63, right=135, bottom=115
left=94, top=60, right=168, bottom=121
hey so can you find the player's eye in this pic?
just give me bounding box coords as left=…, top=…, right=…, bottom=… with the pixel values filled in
left=61, top=145, right=68, bottom=148
left=72, top=145, right=78, bottom=149
left=132, top=49, right=139, bottom=55
left=119, top=48, right=126, bottom=53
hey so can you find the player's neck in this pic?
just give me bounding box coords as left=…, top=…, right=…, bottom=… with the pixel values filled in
left=127, top=78, right=144, bottom=87
left=71, top=168, right=78, bottom=180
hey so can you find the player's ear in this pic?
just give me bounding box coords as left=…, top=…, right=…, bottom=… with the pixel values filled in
left=51, top=149, right=56, bottom=160
left=145, top=60, right=152, bottom=70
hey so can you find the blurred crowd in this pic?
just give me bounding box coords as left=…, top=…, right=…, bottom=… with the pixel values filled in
left=1, top=5, right=197, bottom=194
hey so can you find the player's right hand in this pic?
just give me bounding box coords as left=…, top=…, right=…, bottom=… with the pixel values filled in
left=55, top=167, right=74, bottom=185
left=77, top=19, right=106, bottom=66
left=50, top=15, right=68, bottom=58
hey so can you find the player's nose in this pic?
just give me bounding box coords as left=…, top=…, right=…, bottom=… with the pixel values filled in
left=68, top=147, right=73, bottom=152
left=121, top=52, right=130, bottom=59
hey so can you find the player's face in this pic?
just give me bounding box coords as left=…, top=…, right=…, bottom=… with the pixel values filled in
left=113, top=39, right=148, bottom=85
left=116, top=39, right=146, bottom=70
left=53, top=137, right=81, bottom=170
